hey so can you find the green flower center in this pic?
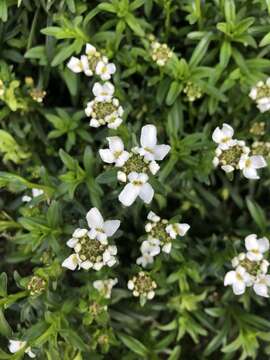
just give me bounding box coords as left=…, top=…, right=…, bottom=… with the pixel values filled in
left=78, top=236, right=106, bottom=263
left=93, top=101, right=117, bottom=120
left=240, top=259, right=262, bottom=277
left=87, top=53, right=102, bottom=72
left=219, top=145, right=244, bottom=168
left=150, top=221, right=171, bottom=244
left=133, top=273, right=156, bottom=295
left=122, top=153, right=149, bottom=174
left=255, top=85, right=270, bottom=100
left=27, top=276, right=47, bottom=295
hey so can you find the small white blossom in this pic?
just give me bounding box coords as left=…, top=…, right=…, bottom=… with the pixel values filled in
left=118, top=172, right=154, bottom=207
left=128, top=272, right=157, bottom=300
left=136, top=253, right=154, bottom=267
left=212, top=123, right=235, bottom=150
left=238, top=154, right=267, bottom=179
left=141, top=238, right=161, bottom=257
left=95, top=60, right=116, bottom=80
left=93, top=278, right=118, bottom=298
left=22, top=188, right=44, bottom=202
left=165, top=223, right=190, bottom=239
left=253, top=275, right=270, bottom=297
left=138, top=124, right=170, bottom=161
left=224, top=266, right=252, bottom=295
left=99, top=137, right=129, bottom=167
left=117, top=171, right=127, bottom=182
left=249, top=79, right=270, bottom=113
left=86, top=207, right=120, bottom=244
left=92, top=82, right=115, bottom=102
left=245, top=234, right=269, bottom=261
left=8, top=340, right=35, bottom=358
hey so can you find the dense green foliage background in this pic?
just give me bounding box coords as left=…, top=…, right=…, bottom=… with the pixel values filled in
left=1, top=0, right=270, bottom=359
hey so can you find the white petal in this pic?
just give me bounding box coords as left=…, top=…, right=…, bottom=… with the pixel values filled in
left=32, top=188, right=44, bottom=197
left=107, top=63, right=116, bottom=74
left=117, top=171, right=127, bottom=182
left=127, top=172, right=139, bottom=182
left=139, top=183, right=154, bottom=204
left=149, top=161, right=160, bottom=175
left=102, top=81, right=115, bottom=96
left=232, top=280, right=246, bottom=295
left=73, top=228, right=88, bottom=238
left=222, top=123, right=234, bottom=138
left=107, top=136, right=124, bottom=152
left=258, top=237, right=269, bottom=253
left=212, top=127, right=223, bottom=143
left=153, top=145, right=171, bottom=160
left=147, top=211, right=160, bottom=222
left=224, top=271, right=236, bottom=286
left=176, top=223, right=190, bottom=236
left=119, top=183, right=140, bottom=206
left=238, top=154, right=248, bottom=170
left=9, top=340, right=25, bottom=353
left=221, top=165, right=234, bottom=173
left=254, top=283, right=269, bottom=297
left=22, top=195, right=32, bottom=202
left=85, top=43, right=96, bottom=54
left=99, top=149, right=115, bottom=163
left=250, top=155, right=267, bottom=169
left=107, top=117, right=122, bottom=129
left=26, top=349, right=36, bottom=358
left=67, top=57, right=82, bottom=73
left=104, top=220, right=120, bottom=237
left=66, top=238, right=78, bottom=248
left=140, top=124, right=157, bottom=148
left=80, top=260, right=92, bottom=270
left=92, top=82, right=103, bottom=97
left=89, top=119, right=100, bottom=127
left=245, top=234, right=258, bottom=251
left=115, top=151, right=129, bottom=167
left=243, top=167, right=259, bottom=179
left=247, top=252, right=263, bottom=262
left=127, top=280, right=134, bottom=290
left=162, top=243, right=172, bottom=253
left=86, top=208, right=104, bottom=228
left=62, top=254, right=79, bottom=270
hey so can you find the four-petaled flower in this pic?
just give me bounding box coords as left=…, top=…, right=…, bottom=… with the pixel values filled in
left=8, top=340, right=36, bottom=358
left=245, top=234, right=269, bottom=261
left=224, top=266, right=251, bottom=295
left=93, top=82, right=115, bottom=102
left=238, top=154, right=267, bottom=180
left=118, top=172, right=154, bottom=207
left=212, top=123, right=234, bottom=150
left=99, top=137, right=130, bottom=167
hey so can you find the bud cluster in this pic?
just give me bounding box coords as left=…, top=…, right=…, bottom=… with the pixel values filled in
left=249, top=78, right=270, bottom=113
left=27, top=275, right=47, bottom=296
left=183, top=81, right=202, bottom=102
left=150, top=40, right=173, bottom=66
left=93, top=278, right=118, bottom=299
left=128, top=271, right=157, bottom=300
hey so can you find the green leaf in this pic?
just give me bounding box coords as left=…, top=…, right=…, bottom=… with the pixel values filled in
left=118, top=333, right=148, bottom=356
left=0, top=273, right=7, bottom=297
left=246, top=198, right=267, bottom=231
left=259, top=32, right=270, bottom=47
left=166, top=81, right=182, bottom=106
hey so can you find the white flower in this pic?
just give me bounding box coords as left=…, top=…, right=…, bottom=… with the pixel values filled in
left=66, top=228, right=88, bottom=248
left=165, top=223, right=190, bottom=239
left=257, top=97, right=270, bottom=113
left=147, top=211, right=160, bottom=223
left=62, top=253, right=82, bottom=271
left=212, top=123, right=234, bottom=150
left=238, top=154, right=267, bottom=179
left=141, top=239, right=160, bottom=257
left=67, top=56, right=83, bottom=73
left=138, top=124, right=170, bottom=161
left=149, top=161, right=160, bottom=175
left=136, top=253, right=154, bottom=267
left=224, top=266, right=251, bottom=295
left=85, top=43, right=97, bottom=56
left=117, top=171, right=127, bottom=182
left=86, top=207, right=120, bottom=244
left=118, top=172, right=154, bottom=207
left=92, top=82, right=115, bottom=102
left=22, top=188, right=44, bottom=202
left=253, top=275, right=270, bottom=297
left=99, top=137, right=129, bottom=167
left=245, top=234, right=269, bottom=261
left=8, top=340, right=36, bottom=358
left=93, top=278, right=118, bottom=298
left=95, top=60, right=116, bottom=80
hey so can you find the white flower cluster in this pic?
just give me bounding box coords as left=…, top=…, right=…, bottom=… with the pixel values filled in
left=67, top=43, right=116, bottom=80
left=85, top=82, right=123, bottom=129
left=128, top=271, right=157, bottom=300
left=150, top=41, right=173, bottom=66
left=99, top=124, right=170, bottom=207
left=212, top=123, right=267, bottom=179
left=67, top=43, right=123, bottom=129
left=93, top=278, right=118, bottom=299
left=62, top=208, right=119, bottom=271
left=136, top=211, right=190, bottom=267
left=224, top=234, right=270, bottom=297
left=8, top=340, right=35, bottom=358
left=249, top=78, right=270, bottom=113
left=22, top=188, right=44, bottom=203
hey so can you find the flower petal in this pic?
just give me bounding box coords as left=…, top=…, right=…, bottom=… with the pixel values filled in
left=107, top=136, right=124, bottom=152
left=139, top=183, right=154, bottom=204
left=104, top=220, right=120, bottom=237
left=224, top=271, right=236, bottom=286
left=119, top=183, right=140, bottom=206
left=245, top=234, right=258, bottom=251
left=86, top=207, right=104, bottom=228
left=253, top=282, right=269, bottom=297
left=153, top=144, right=171, bottom=160
left=140, top=124, right=157, bottom=148
left=99, top=149, right=115, bottom=163
left=232, top=280, right=246, bottom=295
left=250, top=155, right=267, bottom=169
left=62, top=254, right=79, bottom=270
left=258, top=237, right=269, bottom=253
left=67, top=57, right=82, bottom=73
left=243, top=167, right=259, bottom=180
